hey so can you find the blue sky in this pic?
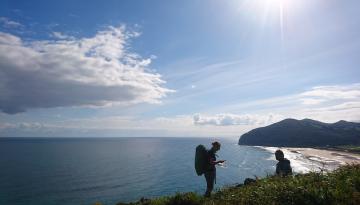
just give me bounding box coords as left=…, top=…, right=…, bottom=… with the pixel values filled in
left=0, top=0, right=360, bottom=138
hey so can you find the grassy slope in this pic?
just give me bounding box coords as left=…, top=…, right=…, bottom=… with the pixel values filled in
left=317, top=146, right=360, bottom=154
left=335, top=145, right=360, bottom=154
left=102, top=164, right=360, bottom=205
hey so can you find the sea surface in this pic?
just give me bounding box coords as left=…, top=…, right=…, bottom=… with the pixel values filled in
left=0, top=137, right=289, bottom=205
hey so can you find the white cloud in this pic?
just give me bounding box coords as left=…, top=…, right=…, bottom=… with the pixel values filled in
left=18, top=122, right=44, bottom=130
left=215, top=83, right=360, bottom=123
left=1, top=84, right=359, bottom=137
left=0, top=121, right=46, bottom=130
left=0, top=17, right=23, bottom=28
left=0, top=121, right=60, bottom=137
left=300, top=98, right=326, bottom=105
left=0, top=115, right=257, bottom=137
left=51, top=31, right=73, bottom=40
left=0, top=32, right=22, bottom=45
left=300, top=84, right=360, bottom=105
left=0, top=26, right=173, bottom=114
left=292, top=84, right=360, bottom=122
left=193, top=113, right=284, bottom=126
left=0, top=122, right=16, bottom=129
left=298, top=101, right=360, bottom=123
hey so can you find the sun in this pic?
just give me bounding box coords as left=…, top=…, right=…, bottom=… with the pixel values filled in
left=235, top=0, right=293, bottom=36
left=236, top=0, right=291, bottom=15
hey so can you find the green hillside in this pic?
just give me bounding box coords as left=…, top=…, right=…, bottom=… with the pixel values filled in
left=95, top=164, right=360, bottom=205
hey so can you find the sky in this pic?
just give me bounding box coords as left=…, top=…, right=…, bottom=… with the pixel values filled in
left=0, top=0, right=360, bottom=138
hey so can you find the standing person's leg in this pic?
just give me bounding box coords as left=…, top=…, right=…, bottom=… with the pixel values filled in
left=204, top=171, right=215, bottom=197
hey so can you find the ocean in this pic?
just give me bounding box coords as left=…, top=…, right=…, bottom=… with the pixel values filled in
left=0, top=137, right=306, bottom=205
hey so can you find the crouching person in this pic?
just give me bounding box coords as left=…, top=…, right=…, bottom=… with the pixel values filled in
left=275, top=149, right=292, bottom=177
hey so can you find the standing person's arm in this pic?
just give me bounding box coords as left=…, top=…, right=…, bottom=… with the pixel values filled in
left=209, top=159, right=226, bottom=165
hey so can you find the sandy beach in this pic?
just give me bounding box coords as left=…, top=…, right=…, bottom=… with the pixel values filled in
left=287, top=147, right=360, bottom=165
left=260, top=146, right=360, bottom=173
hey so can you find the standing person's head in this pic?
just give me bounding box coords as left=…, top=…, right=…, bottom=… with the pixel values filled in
left=275, top=149, right=284, bottom=161
left=211, top=141, right=221, bottom=152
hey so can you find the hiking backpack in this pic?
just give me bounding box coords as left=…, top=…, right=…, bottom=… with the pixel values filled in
left=195, top=144, right=208, bottom=176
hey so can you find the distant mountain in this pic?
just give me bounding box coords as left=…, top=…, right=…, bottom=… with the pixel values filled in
left=238, top=118, right=360, bottom=147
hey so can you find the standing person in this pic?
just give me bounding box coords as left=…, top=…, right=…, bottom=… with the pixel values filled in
left=275, top=149, right=292, bottom=177
left=204, top=141, right=226, bottom=197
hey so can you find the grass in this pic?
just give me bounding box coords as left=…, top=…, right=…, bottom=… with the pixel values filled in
left=96, top=164, right=360, bottom=205
left=318, top=145, right=360, bottom=154
left=337, top=145, right=360, bottom=153
left=208, top=164, right=360, bottom=205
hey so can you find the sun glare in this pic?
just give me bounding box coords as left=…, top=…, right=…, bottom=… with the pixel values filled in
left=235, top=0, right=299, bottom=40
left=236, top=0, right=294, bottom=17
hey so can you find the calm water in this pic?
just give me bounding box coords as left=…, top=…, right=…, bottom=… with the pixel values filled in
left=0, top=137, right=277, bottom=205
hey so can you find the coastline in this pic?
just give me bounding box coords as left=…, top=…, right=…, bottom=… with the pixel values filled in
left=112, top=145, right=360, bottom=205
left=258, top=146, right=360, bottom=173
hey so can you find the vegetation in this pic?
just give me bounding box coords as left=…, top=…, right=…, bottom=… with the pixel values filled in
left=335, top=145, right=360, bottom=154
left=109, top=164, right=360, bottom=205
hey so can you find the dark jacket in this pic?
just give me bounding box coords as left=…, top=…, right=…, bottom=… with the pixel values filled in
left=207, top=149, right=216, bottom=172
left=276, top=158, right=292, bottom=176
